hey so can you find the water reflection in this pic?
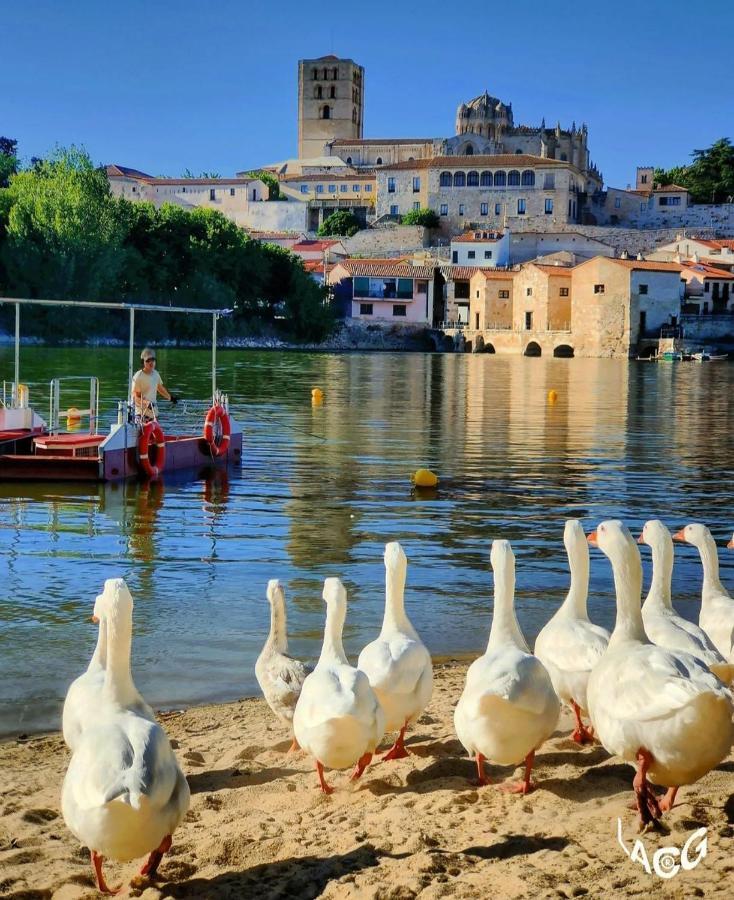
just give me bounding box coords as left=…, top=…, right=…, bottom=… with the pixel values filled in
left=1, top=350, right=733, bottom=735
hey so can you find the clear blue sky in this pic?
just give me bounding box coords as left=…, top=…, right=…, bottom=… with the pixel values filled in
left=3, top=0, right=732, bottom=189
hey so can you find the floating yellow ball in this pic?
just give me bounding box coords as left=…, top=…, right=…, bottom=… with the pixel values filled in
left=412, top=468, right=439, bottom=488
left=547, top=389, right=558, bottom=403
left=311, top=387, right=324, bottom=404
left=66, top=407, right=82, bottom=430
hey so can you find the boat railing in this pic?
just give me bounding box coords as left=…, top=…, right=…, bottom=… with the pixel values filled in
left=49, top=377, right=99, bottom=435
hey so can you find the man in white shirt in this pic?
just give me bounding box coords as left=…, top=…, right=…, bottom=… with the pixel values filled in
left=131, top=347, right=177, bottom=420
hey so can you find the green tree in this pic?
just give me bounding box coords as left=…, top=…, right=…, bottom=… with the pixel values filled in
left=654, top=138, right=734, bottom=204
left=260, top=243, right=334, bottom=341
left=0, top=136, right=18, bottom=188
left=317, top=209, right=360, bottom=237
left=182, top=168, right=222, bottom=179
left=401, top=207, right=440, bottom=228
left=2, top=146, right=127, bottom=306
left=244, top=170, right=280, bottom=200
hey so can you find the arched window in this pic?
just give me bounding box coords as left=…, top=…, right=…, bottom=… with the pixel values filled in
left=375, top=157, right=383, bottom=165
left=329, top=85, right=336, bottom=99
left=332, top=67, right=338, bottom=79
left=515, top=149, right=522, bottom=154
left=464, top=145, right=474, bottom=155
left=480, top=171, right=492, bottom=186
left=493, top=171, right=506, bottom=186
left=322, top=67, right=328, bottom=80
left=467, top=171, right=479, bottom=187
left=314, top=85, right=322, bottom=99
left=346, top=157, right=352, bottom=165
left=508, top=170, right=521, bottom=186
left=321, top=105, right=331, bottom=120
left=560, top=152, right=568, bottom=161
left=352, top=107, right=357, bottom=123
left=521, top=170, right=535, bottom=186
left=453, top=171, right=466, bottom=187
left=439, top=171, right=452, bottom=187
left=312, top=68, right=317, bottom=80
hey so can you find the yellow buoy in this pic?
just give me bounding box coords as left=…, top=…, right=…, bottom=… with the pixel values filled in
left=311, top=387, right=324, bottom=404
left=412, top=468, right=439, bottom=488
left=66, top=407, right=82, bottom=430
left=547, top=389, right=558, bottom=403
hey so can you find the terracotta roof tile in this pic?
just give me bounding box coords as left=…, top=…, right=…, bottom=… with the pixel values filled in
left=475, top=269, right=517, bottom=280
left=440, top=265, right=481, bottom=280
left=333, top=259, right=436, bottom=278
left=281, top=173, right=375, bottom=182
left=328, top=138, right=434, bottom=146
left=681, top=261, right=734, bottom=279
left=292, top=240, right=342, bottom=252
left=610, top=259, right=684, bottom=273
left=531, top=264, right=573, bottom=276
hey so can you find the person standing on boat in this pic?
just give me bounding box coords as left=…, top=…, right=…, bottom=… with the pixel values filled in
left=131, top=347, right=178, bottom=421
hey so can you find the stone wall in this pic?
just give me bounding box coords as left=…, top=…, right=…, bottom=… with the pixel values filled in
left=342, top=225, right=429, bottom=257
left=242, top=200, right=309, bottom=232
left=510, top=223, right=722, bottom=257
left=680, top=314, right=734, bottom=343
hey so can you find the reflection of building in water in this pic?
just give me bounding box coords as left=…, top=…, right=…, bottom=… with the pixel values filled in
left=461, top=356, right=630, bottom=507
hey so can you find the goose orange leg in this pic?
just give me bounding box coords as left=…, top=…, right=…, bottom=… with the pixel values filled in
left=382, top=722, right=410, bottom=761
left=500, top=750, right=537, bottom=795
left=140, top=834, right=172, bottom=878
left=287, top=737, right=300, bottom=753
left=473, top=752, right=491, bottom=786
left=350, top=751, right=373, bottom=781
left=91, top=850, right=121, bottom=895
left=315, top=760, right=334, bottom=794
left=633, top=748, right=662, bottom=828
left=570, top=700, right=595, bottom=745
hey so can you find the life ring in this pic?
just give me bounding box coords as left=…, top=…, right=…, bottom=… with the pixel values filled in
left=203, top=404, right=232, bottom=458
left=138, top=421, right=166, bottom=478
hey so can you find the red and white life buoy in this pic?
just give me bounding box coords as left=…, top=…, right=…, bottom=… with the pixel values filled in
left=138, top=421, right=166, bottom=478
left=203, top=404, right=232, bottom=458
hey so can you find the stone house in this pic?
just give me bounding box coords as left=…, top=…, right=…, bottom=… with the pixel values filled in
left=570, top=259, right=683, bottom=356
left=450, top=230, right=510, bottom=267
left=278, top=171, right=376, bottom=230
left=106, top=165, right=267, bottom=228
left=468, top=270, right=515, bottom=331
left=678, top=261, right=734, bottom=313
left=290, top=239, right=348, bottom=262
left=375, top=155, right=585, bottom=233
left=513, top=264, right=573, bottom=333
left=648, top=237, right=734, bottom=268
left=327, top=258, right=438, bottom=324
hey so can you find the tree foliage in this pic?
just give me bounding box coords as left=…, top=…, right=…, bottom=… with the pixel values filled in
left=400, top=207, right=440, bottom=228
left=244, top=169, right=280, bottom=200
left=0, top=136, right=19, bottom=188
left=654, top=138, right=734, bottom=204
left=317, top=209, right=360, bottom=237
left=0, top=145, right=334, bottom=342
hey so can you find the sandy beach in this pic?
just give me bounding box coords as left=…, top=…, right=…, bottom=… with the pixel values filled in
left=1, top=661, right=732, bottom=900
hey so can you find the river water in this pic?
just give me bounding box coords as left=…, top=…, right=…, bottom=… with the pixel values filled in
left=1, top=347, right=733, bottom=736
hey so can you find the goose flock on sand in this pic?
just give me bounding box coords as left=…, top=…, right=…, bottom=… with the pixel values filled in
left=60, top=522, right=734, bottom=893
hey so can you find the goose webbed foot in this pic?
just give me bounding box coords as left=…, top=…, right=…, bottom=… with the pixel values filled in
left=633, top=748, right=662, bottom=829
left=382, top=723, right=409, bottom=761
left=570, top=700, right=595, bottom=745
left=315, top=760, right=334, bottom=794
left=471, top=751, right=491, bottom=786
left=499, top=751, right=536, bottom=795
left=350, top=751, right=373, bottom=781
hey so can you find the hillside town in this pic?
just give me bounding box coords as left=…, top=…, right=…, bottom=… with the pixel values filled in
left=106, top=54, right=734, bottom=359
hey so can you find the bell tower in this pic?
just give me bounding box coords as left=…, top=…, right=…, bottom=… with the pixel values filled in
left=298, top=55, right=364, bottom=159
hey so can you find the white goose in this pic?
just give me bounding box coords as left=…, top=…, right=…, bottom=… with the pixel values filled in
left=61, top=579, right=190, bottom=894
left=293, top=578, right=385, bottom=794
left=639, top=520, right=733, bottom=683
left=454, top=540, right=560, bottom=794
left=357, top=542, right=433, bottom=760
left=62, top=589, right=108, bottom=751
left=534, top=520, right=609, bottom=744
left=673, top=523, right=734, bottom=659
left=586, top=521, right=734, bottom=829
left=255, top=579, right=313, bottom=751
left=62, top=583, right=155, bottom=752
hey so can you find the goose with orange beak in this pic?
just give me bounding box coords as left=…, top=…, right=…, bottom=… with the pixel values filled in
left=638, top=520, right=733, bottom=683
left=672, top=523, right=734, bottom=659
left=586, top=521, right=734, bottom=830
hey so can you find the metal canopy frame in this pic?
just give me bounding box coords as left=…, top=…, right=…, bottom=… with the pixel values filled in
left=0, top=297, right=233, bottom=407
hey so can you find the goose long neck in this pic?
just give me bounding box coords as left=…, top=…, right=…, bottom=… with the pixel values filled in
left=487, top=562, right=529, bottom=653
left=560, top=539, right=589, bottom=619
left=645, top=538, right=672, bottom=609
left=88, top=619, right=107, bottom=670
left=608, top=545, right=647, bottom=648
left=699, top=535, right=726, bottom=595
left=103, top=604, right=137, bottom=704
left=267, top=595, right=288, bottom=654
left=381, top=561, right=415, bottom=637
left=319, top=601, right=348, bottom=665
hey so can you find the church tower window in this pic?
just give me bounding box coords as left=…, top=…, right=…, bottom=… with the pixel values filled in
left=321, top=105, right=331, bottom=120
left=315, top=85, right=322, bottom=99
left=330, top=85, right=336, bottom=98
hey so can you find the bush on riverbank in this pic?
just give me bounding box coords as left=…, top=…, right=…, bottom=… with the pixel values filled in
left=0, top=147, right=335, bottom=343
